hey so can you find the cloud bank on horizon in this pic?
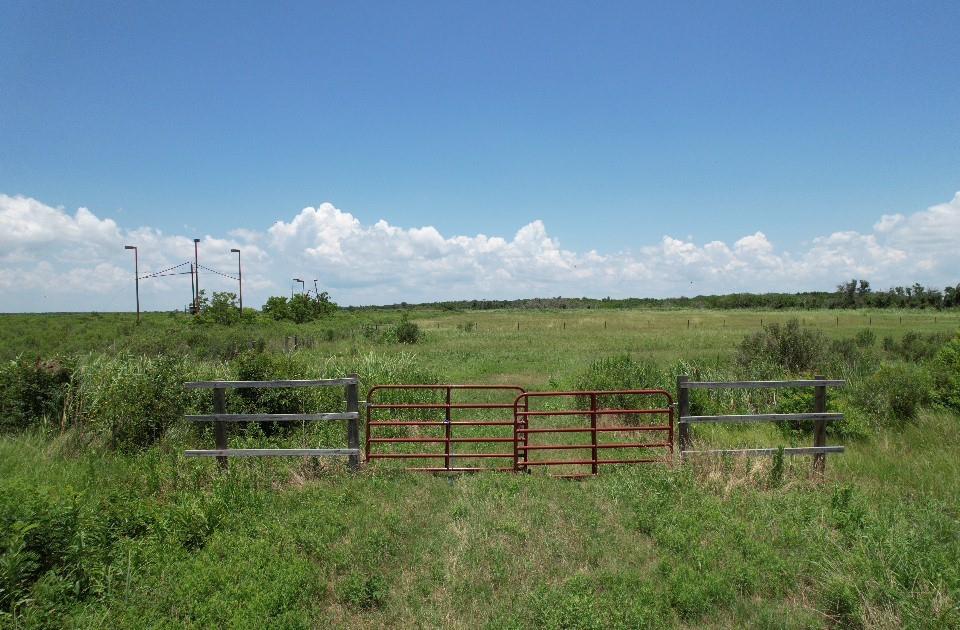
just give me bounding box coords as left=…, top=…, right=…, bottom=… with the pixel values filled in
left=1, top=192, right=958, bottom=312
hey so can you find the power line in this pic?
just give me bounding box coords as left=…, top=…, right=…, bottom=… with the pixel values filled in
left=198, top=264, right=239, bottom=281
left=138, top=261, right=191, bottom=280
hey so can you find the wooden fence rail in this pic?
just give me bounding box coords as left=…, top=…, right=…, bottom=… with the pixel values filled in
left=183, top=374, right=361, bottom=471
left=677, top=374, right=845, bottom=474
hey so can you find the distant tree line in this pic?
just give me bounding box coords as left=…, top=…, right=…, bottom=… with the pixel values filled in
left=343, top=280, right=960, bottom=312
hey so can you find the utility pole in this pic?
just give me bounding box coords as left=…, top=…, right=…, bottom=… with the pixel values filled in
left=193, top=238, right=200, bottom=313
left=313, top=279, right=319, bottom=299
left=231, top=248, right=242, bottom=312
left=124, top=245, right=139, bottom=324
left=189, top=263, right=196, bottom=311
left=292, top=277, right=304, bottom=298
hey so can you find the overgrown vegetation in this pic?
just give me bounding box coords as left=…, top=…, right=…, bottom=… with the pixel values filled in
left=0, top=309, right=958, bottom=626
left=262, top=292, right=337, bottom=323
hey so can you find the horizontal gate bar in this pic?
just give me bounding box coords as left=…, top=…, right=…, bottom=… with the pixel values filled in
left=517, top=425, right=670, bottom=434
left=679, top=412, right=843, bottom=424
left=516, top=408, right=671, bottom=417
left=517, top=389, right=673, bottom=397
left=369, top=437, right=515, bottom=443
left=368, top=420, right=514, bottom=427
left=680, top=379, right=845, bottom=390
left=518, top=441, right=671, bottom=451
left=184, top=378, right=357, bottom=389
left=681, top=446, right=845, bottom=457
left=367, top=403, right=513, bottom=409
left=369, top=384, right=525, bottom=391
left=186, top=412, right=358, bottom=423
left=523, top=457, right=669, bottom=466
left=407, top=467, right=515, bottom=473
left=185, top=448, right=360, bottom=457
left=367, top=452, right=513, bottom=459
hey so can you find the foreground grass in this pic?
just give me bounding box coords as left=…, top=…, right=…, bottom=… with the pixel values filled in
left=2, top=410, right=957, bottom=628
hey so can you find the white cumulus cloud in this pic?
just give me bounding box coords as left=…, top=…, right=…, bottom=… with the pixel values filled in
left=0, top=191, right=958, bottom=311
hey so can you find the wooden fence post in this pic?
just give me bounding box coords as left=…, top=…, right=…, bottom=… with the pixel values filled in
left=813, top=375, right=826, bottom=476
left=213, top=387, right=228, bottom=471
left=346, top=374, right=360, bottom=471
left=677, top=375, right=689, bottom=458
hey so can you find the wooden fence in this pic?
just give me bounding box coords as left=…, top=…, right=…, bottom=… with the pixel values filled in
left=677, top=375, right=845, bottom=473
left=182, top=374, right=361, bottom=470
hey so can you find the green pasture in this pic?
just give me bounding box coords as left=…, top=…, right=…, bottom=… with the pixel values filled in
left=0, top=308, right=958, bottom=628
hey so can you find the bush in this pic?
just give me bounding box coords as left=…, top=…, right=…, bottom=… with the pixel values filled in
left=196, top=291, right=242, bottom=326
left=572, top=355, right=669, bottom=415
left=261, top=292, right=337, bottom=324
left=73, top=355, right=188, bottom=451
left=737, top=319, right=824, bottom=373
left=262, top=296, right=290, bottom=321
left=854, top=328, right=876, bottom=348
left=393, top=319, right=421, bottom=344
left=826, top=338, right=878, bottom=377
left=931, top=334, right=960, bottom=411
left=883, top=331, right=952, bottom=362
left=847, top=363, right=932, bottom=428
left=0, top=356, right=73, bottom=431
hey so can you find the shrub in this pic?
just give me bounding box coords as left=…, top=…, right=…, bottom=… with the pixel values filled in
left=883, top=331, right=952, bottom=362
left=0, top=356, right=73, bottom=431
left=572, top=355, right=668, bottom=415
left=931, top=334, right=960, bottom=411
left=196, top=291, right=241, bottom=326
left=854, top=328, right=876, bottom=348
left=736, top=319, right=824, bottom=373
left=393, top=319, right=421, bottom=344
left=262, top=296, right=290, bottom=321
left=262, top=292, right=337, bottom=324
left=73, top=355, right=188, bottom=451
left=826, top=338, right=878, bottom=377
left=847, top=363, right=932, bottom=428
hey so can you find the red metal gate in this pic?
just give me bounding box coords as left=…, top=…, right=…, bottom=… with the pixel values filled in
left=366, top=385, right=526, bottom=472
left=513, top=390, right=674, bottom=477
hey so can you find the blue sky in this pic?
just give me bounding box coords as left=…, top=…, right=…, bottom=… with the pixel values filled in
left=1, top=1, right=959, bottom=310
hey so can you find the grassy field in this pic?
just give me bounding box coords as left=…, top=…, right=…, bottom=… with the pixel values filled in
left=1, top=308, right=958, bottom=628
left=2, top=308, right=958, bottom=384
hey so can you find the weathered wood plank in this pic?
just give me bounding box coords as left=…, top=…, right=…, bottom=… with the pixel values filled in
left=213, top=387, right=227, bottom=470
left=186, top=412, right=359, bottom=423
left=678, top=412, right=843, bottom=424
left=184, top=378, right=357, bottom=390
left=346, top=374, right=360, bottom=471
left=184, top=448, right=360, bottom=458
left=814, top=376, right=828, bottom=475
left=680, top=379, right=845, bottom=390
left=677, top=375, right=690, bottom=453
left=681, top=446, right=845, bottom=457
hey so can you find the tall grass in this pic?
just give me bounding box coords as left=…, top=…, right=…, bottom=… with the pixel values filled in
left=0, top=310, right=958, bottom=626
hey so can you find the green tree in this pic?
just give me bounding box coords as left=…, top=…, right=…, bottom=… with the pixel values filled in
left=262, top=296, right=290, bottom=321
left=199, top=291, right=240, bottom=325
